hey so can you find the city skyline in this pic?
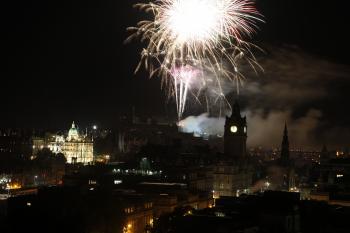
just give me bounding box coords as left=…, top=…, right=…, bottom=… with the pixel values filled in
left=1, top=0, right=349, bottom=148
left=1, top=1, right=350, bottom=231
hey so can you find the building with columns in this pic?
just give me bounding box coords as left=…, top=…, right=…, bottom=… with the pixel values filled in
left=48, top=122, right=94, bottom=164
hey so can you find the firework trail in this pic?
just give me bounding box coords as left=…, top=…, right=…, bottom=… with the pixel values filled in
left=126, top=0, right=263, bottom=119
left=171, top=65, right=201, bottom=119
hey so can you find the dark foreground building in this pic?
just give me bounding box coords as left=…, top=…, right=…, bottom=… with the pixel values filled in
left=152, top=191, right=350, bottom=233
left=1, top=186, right=152, bottom=233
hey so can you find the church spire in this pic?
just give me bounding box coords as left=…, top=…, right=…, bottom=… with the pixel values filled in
left=280, top=122, right=290, bottom=165
left=283, top=122, right=288, bottom=141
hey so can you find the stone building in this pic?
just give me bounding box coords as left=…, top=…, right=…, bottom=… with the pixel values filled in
left=48, top=122, right=93, bottom=164
left=213, top=101, right=253, bottom=197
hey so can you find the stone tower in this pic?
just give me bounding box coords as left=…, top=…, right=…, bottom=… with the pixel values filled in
left=224, top=101, right=247, bottom=158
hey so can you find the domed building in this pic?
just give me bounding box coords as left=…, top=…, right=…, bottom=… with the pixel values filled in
left=67, top=121, right=80, bottom=141
left=48, top=121, right=94, bottom=164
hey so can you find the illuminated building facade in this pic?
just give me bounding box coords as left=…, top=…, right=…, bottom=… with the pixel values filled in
left=32, top=137, right=45, bottom=156
left=48, top=122, right=93, bottom=164
left=213, top=162, right=253, bottom=197
left=123, top=200, right=153, bottom=233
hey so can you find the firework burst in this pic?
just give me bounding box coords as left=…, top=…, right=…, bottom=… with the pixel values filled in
left=126, top=0, right=263, bottom=119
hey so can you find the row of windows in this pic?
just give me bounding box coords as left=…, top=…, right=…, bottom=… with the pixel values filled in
left=125, top=207, right=134, bottom=214
left=125, top=202, right=153, bottom=214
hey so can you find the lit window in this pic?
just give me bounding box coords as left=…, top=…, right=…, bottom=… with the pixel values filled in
left=215, top=212, right=225, bottom=217
left=88, top=180, right=97, bottom=185
left=114, top=180, right=122, bottom=184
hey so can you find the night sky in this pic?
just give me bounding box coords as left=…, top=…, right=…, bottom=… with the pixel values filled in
left=1, top=0, right=350, bottom=148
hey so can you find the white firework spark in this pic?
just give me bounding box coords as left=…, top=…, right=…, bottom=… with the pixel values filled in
left=126, top=0, right=263, bottom=119
left=171, top=65, right=201, bottom=119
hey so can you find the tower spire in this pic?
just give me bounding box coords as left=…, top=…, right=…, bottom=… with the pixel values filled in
left=284, top=122, right=288, bottom=140
left=280, top=122, right=290, bottom=165
left=231, top=100, right=241, bottom=118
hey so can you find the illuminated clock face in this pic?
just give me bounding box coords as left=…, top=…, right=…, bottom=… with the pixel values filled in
left=230, top=125, right=238, bottom=133
left=244, top=127, right=247, bottom=133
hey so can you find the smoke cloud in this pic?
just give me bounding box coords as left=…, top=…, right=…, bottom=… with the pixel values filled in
left=180, top=44, right=350, bottom=149
left=179, top=109, right=322, bottom=149
left=178, top=113, right=225, bottom=137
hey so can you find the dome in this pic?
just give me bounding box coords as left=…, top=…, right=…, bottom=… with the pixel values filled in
left=67, top=121, right=80, bottom=141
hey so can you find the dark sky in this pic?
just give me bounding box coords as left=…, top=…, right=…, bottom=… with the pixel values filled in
left=1, top=0, right=350, bottom=146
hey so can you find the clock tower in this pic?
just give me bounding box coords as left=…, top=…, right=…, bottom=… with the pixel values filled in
left=224, top=101, right=247, bottom=158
